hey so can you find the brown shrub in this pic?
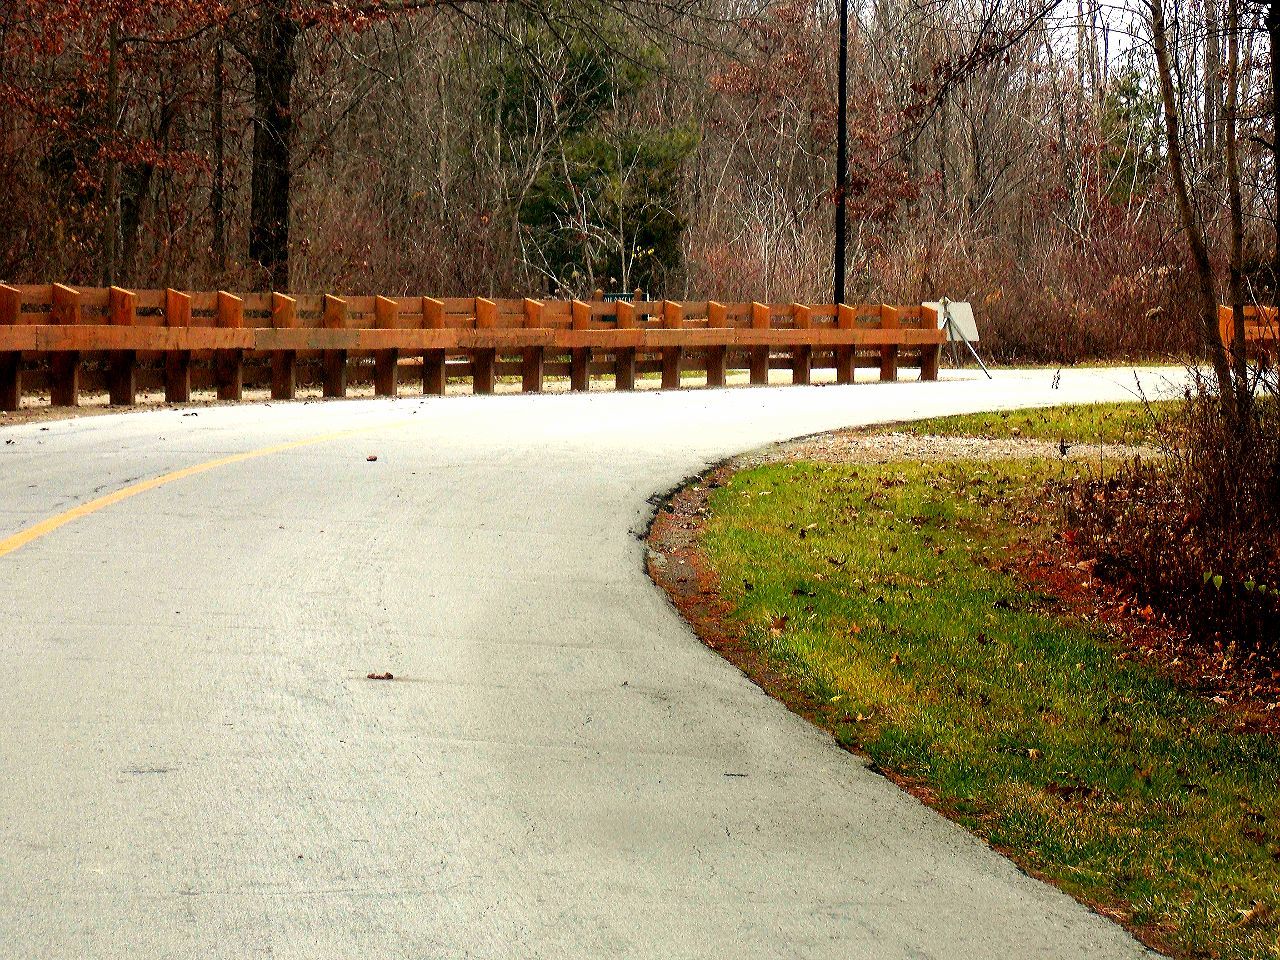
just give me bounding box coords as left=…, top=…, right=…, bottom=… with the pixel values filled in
left=1067, top=377, right=1280, bottom=651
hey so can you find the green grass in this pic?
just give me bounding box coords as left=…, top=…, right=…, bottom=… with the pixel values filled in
left=895, top=400, right=1174, bottom=445
left=700, top=457, right=1280, bottom=959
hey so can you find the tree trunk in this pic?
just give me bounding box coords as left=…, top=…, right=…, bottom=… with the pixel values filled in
left=1148, top=0, right=1235, bottom=416
left=248, top=3, right=299, bottom=291
left=1206, top=0, right=1222, bottom=172
left=212, top=33, right=227, bottom=273
left=1269, top=0, right=1280, bottom=302
left=1225, top=0, right=1249, bottom=406
left=120, top=99, right=176, bottom=277
left=101, top=20, right=120, bottom=286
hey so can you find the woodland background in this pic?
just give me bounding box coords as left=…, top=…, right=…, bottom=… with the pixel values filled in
left=0, top=0, right=1274, bottom=362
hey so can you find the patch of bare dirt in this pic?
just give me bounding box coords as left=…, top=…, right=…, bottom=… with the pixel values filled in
left=0, top=388, right=298, bottom=428
left=754, top=429, right=1156, bottom=465
left=0, top=374, right=692, bottom=429
left=0, top=396, right=157, bottom=427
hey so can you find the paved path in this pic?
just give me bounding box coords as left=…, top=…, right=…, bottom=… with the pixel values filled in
left=0, top=369, right=1172, bottom=959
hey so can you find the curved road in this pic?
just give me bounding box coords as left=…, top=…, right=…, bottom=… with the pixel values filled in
left=1, top=369, right=1170, bottom=959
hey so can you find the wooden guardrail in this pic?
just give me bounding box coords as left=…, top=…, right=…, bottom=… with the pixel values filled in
left=1219, top=305, right=1279, bottom=359
left=0, top=284, right=945, bottom=410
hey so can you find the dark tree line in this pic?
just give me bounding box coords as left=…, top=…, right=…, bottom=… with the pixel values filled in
left=3, top=0, right=1279, bottom=365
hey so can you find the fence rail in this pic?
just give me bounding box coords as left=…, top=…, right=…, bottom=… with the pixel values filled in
left=0, top=284, right=945, bottom=410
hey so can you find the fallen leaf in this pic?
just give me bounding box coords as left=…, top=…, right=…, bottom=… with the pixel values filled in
left=1236, top=902, right=1272, bottom=928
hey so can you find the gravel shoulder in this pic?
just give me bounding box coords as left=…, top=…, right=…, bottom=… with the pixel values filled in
left=753, top=428, right=1158, bottom=465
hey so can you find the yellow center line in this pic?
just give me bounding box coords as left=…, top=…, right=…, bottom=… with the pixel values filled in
left=0, top=418, right=409, bottom=560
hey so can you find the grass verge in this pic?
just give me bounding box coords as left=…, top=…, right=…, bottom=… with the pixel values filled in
left=658, top=449, right=1279, bottom=959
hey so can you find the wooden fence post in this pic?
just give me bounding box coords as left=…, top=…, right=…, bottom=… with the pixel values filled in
left=919, top=304, right=941, bottom=381
left=661, top=300, right=683, bottom=389
left=271, top=292, right=297, bottom=400
left=164, top=288, right=191, bottom=402
left=214, top=290, right=244, bottom=401
left=791, top=302, right=812, bottom=385
left=374, top=295, right=399, bottom=397
left=107, top=286, right=137, bottom=406
left=422, top=296, right=446, bottom=396
left=750, top=302, right=770, bottom=386
left=473, top=297, right=497, bottom=394
left=879, top=304, right=899, bottom=382
left=706, top=301, right=728, bottom=387
left=615, top=300, right=637, bottom=390
left=835, top=304, right=856, bottom=385
left=0, top=284, right=21, bottom=411
left=522, top=298, right=544, bottom=392
left=50, top=283, right=81, bottom=407
left=322, top=294, right=347, bottom=398
left=570, top=300, right=592, bottom=392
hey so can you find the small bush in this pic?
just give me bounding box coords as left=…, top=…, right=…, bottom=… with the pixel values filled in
left=1067, top=376, right=1280, bottom=650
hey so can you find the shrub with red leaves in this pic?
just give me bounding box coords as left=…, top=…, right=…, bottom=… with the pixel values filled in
left=1067, top=379, right=1280, bottom=651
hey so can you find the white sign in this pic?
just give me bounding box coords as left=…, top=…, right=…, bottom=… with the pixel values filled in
left=924, top=301, right=979, bottom=342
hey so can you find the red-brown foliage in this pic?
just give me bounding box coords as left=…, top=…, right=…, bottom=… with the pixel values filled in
left=1068, top=382, right=1280, bottom=652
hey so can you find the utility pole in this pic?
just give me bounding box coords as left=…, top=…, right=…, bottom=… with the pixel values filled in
left=834, top=0, right=849, bottom=306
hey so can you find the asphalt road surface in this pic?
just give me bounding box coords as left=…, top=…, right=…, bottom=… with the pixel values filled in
left=0, top=369, right=1173, bottom=959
